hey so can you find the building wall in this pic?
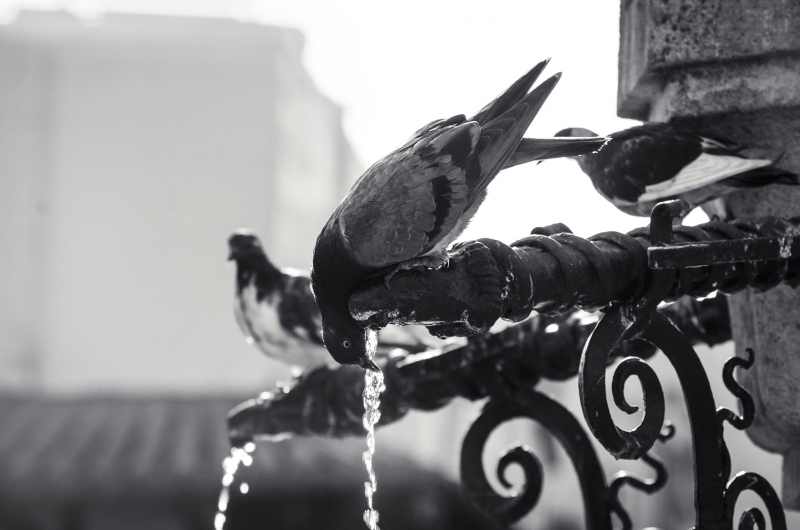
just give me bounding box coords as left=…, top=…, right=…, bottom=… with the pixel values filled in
left=0, top=11, right=361, bottom=394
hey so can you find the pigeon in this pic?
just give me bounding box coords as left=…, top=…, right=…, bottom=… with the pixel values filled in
left=311, top=58, right=604, bottom=370
left=555, top=123, right=799, bottom=217
left=229, top=231, right=334, bottom=374
left=228, top=231, right=434, bottom=374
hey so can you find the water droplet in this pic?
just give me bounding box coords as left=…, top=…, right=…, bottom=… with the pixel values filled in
left=218, top=489, right=229, bottom=512
left=214, top=443, right=258, bottom=530
left=363, top=508, right=381, bottom=530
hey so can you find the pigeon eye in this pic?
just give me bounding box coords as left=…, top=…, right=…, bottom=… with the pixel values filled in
left=342, top=339, right=352, bottom=349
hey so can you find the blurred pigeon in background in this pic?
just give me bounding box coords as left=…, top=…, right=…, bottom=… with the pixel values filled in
left=555, top=123, right=799, bottom=217
left=228, top=231, right=433, bottom=375
left=311, top=58, right=605, bottom=370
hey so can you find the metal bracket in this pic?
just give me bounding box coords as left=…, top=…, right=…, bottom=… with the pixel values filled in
left=649, top=236, right=800, bottom=269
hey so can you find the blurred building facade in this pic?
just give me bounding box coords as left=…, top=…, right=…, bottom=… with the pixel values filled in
left=0, top=12, right=502, bottom=530
left=0, top=10, right=360, bottom=395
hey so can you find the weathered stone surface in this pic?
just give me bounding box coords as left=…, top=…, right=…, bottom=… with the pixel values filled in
left=619, top=0, right=800, bottom=120
left=646, top=0, right=800, bottom=65
left=619, top=0, right=800, bottom=509
left=650, top=56, right=800, bottom=120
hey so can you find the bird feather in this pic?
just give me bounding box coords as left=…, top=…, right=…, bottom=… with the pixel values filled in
left=338, top=122, right=478, bottom=267
left=638, top=154, right=772, bottom=201
left=504, top=136, right=609, bottom=168
left=470, top=59, right=550, bottom=125
left=470, top=74, right=560, bottom=203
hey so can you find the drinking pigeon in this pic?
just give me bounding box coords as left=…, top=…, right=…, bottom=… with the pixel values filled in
left=555, top=123, right=799, bottom=217
left=228, top=231, right=434, bottom=374
left=311, top=59, right=600, bottom=370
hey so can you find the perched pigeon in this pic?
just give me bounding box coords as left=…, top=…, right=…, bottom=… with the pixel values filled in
left=229, top=232, right=334, bottom=373
left=228, top=231, right=433, bottom=374
left=556, top=124, right=799, bottom=217
left=311, top=59, right=604, bottom=370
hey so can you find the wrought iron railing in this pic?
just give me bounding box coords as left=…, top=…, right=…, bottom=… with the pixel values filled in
left=229, top=199, right=800, bottom=529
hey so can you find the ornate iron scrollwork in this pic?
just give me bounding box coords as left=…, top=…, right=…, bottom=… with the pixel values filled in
left=460, top=388, right=675, bottom=528
left=579, top=201, right=787, bottom=530
left=227, top=199, right=796, bottom=529
left=460, top=389, right=611, bottom=528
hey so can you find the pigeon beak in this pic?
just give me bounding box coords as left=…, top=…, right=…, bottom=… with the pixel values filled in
left=227, top=250, right=236, bottom=261
left=357, top=357, right=380, bottom=372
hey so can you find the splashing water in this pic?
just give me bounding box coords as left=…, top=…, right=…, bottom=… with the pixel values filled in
left=362, top=365, right=385, bottom=530
left=214, top=441, right=256, bottom=530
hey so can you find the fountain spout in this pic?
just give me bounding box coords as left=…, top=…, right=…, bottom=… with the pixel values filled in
left=227, top=294, right=731, bottom=444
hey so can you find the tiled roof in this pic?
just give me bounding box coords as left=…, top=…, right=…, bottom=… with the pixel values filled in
left=0, top=394, right=240, bottom=502
left=0, top=393, right=452, bottom=504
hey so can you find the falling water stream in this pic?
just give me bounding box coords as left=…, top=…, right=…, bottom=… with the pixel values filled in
left=214, top=442, right=256, bottom=530
left=214, top=372, right=384, bottom=530
left=362, top=365, right=386, bottom=530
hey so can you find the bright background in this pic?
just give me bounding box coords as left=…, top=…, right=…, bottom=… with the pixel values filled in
left=3, top=3, right=780, bottom=530
left=0, top=0, right=708, bottom=243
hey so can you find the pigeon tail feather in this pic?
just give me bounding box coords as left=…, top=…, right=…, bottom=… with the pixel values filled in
left=470, top=58, right=550, bottom=126
left=504, top=136, right=610, bottom=168
left=470, top=73, right=561, bottom=200
left=724, top=166, right=800, bottom=188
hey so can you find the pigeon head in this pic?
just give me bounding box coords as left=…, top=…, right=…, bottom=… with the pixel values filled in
left=320, top=312, right=379, bottom=371
left=554, top=127, right=599, bottom=138
left=228, top=231, right=264, bottom=261
left=311, top=219, right=380, bottom=372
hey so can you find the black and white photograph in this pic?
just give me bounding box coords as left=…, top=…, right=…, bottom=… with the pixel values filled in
left=1, top=1, right=799, bottom=529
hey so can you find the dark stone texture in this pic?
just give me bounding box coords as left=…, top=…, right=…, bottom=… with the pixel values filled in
left=618, top=0, right=800, bottom=120
left=646, top=0, right=800, bottom=66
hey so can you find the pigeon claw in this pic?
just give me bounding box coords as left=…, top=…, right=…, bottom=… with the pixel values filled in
left=383, top=265, right=402, bottom=289
left=382, top=252, right=449, bottom=289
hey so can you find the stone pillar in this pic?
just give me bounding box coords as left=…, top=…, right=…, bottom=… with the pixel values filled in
left=618, top=0, right=800, bottom=509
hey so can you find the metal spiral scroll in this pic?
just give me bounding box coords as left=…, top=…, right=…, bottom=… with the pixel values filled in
left=579, top=202, right=788, bottom=528
left=725, top=472, right=787, bottom=530
left=580, top=308, right=735, bottom=528
left=460, top=389, right=613, bottom=528
left=607, top=422, right=675, bottom=530
left=717, top=349, right=787, bottom=530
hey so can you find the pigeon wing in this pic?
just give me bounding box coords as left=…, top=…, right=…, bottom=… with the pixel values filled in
left=589, top=124, right=705, bottom=203
left=277, top=275, right=324, bottom=346
left=338, top=122, right=478, bottom=268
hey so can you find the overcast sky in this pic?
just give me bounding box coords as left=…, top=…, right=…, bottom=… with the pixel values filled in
left=0, top=0, right=710, bottom=241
